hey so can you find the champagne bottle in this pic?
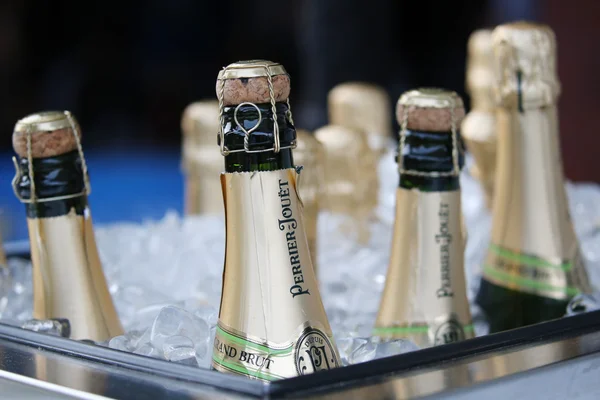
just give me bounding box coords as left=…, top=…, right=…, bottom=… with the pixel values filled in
left=314, top=125, right=377, bottom=244
left=181, top=100, right=223, bottom=215
left=212, top=60, right=340, bottom=381
left=476, top=22, right=592, bottom=333
left=294, top=129, right=324, bottom=275
left=462, top=29, right=497, bottom=209
left=328, top=82, right=393, bottom=155
left=11, top=111, right=123, bottom=341
left=374, top=88, right=473, bottom=347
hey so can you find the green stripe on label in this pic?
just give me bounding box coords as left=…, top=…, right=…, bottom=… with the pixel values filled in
left=483, top=265, right=580, bottom=296
left=217, top=326, right=293, bottom=356
left=489, top=244, right=572, bottom=271
left=212, top=354, right=285, bottom=381
left=373, top=324, right=474, bottom=336
left=373, top=326, right=430, bottom=335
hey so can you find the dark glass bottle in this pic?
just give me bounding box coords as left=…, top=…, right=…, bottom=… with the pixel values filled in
left=15, top=151, right=87, bottom=218
left=222, top=102, right=295, bottom=172
left=398, top=128, right=465, bottom=191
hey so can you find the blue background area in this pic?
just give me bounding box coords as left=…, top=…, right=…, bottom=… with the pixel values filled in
left=0, top=150, right=184, bottom=241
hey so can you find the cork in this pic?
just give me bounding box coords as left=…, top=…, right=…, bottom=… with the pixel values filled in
left=396, top=88, right=465, bottom=132
left=12, top=111, right=81, bottom=159
left=216, top=60, right=291, bottom=106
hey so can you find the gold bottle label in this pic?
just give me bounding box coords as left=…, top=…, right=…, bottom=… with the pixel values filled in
left=28, top=207, right=123, bottom=341
left=213, top=321, right=338, bottom=381
left=461, top=110, right=497, bottom=209
left=375, top=189, right=473, bottom=347
left=215, top=168, right=339, bottom=380
left=294, top=130, right=324, bottom=274
left=483, top=108, right=592, bottom=299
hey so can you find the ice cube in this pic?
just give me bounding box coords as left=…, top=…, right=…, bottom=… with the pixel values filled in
left=108, top=335, right=130, bottom=351
left=193, top=305, right=218, bottom=327
left=21, top=318, right=70, bottom=338
left=348, top=337, right=378, bottom=364
left=192, top=322, right=217, bottom=369
left=567, top=292, right=600, bottom=315
left=336, top=337, right=367, bottom=366
left=128, top=328, right=151, bottom=352
left=374, top=339, right=420, bottom=359
left=150, top=306, right=210, bottom=357
left=133, top=343, right=159, bottom=358
left=0, top=258, right=33, bottom=321
left=163, top=335, right=195, bottom=362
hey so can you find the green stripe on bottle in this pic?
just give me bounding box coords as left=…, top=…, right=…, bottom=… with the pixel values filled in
left=489, top=244, right=572, bottom=271
left=483, top=265, right=580, bottom=296
left=217, top=326, right=293, bottom=356
left=212, top=355, right=285, bottom=381
left=373, top=326, right=429, bottom=335
left=373, top=324, right=474, bottom=336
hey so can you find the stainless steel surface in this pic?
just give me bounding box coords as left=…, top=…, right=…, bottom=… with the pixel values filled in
left=0, top=370, right=111, bottom=399
left=291, top=328, right=600, bottom=399
left=0, top=324, right=258, bottom=399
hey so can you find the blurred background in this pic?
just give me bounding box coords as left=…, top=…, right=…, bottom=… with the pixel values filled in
left=0, top=0, right=599, bottom=241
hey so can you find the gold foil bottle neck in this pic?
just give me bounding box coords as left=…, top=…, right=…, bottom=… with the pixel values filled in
left=180, top=100, right=223, bottom=215
left=181, top=100, right=220, bottom=148
left=492, top=21, right=560, bottom=109
left=463, top=29, right=497, bottom=209
left=328, top=82, right=392, bottom=153
left=294, top=129, right=324, bottom=274
left=461, top=111, right=497, bottom=209
left=314, top=125, right=378, bottom=244
left=466, top=29, right=495, bottom=111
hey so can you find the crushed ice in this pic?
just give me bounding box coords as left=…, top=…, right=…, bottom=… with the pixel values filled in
left=2, top=150, right=600, bottom=369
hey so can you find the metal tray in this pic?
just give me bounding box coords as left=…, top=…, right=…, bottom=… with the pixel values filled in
left=2, top=246, right=600, bottom=400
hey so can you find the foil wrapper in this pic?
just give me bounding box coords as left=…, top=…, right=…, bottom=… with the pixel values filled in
left=214, top=168, right=339, bottom=381
left=375, top=189, right=473, bottom=347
